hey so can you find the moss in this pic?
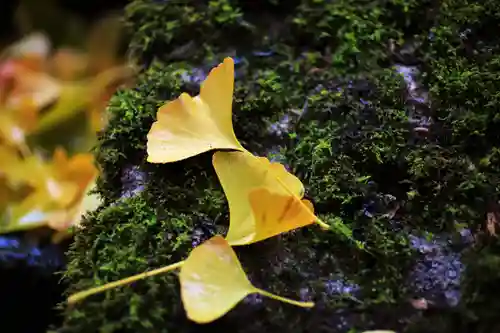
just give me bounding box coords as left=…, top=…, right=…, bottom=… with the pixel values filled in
left=59, top=0, right=500, bottom=332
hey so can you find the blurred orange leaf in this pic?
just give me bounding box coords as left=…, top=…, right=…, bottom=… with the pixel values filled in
left=1, top=147, right=97, bottom=232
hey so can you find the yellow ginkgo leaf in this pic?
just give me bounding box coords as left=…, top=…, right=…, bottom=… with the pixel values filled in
left=147, top=57, right=244, bottom=163
left=67, top=236, right=313, bottom=321
left=248, top=188, right=316, bottom=243
left=179, top=235, right=313, bottom=324
left=212, top=150, right=326, bottom=245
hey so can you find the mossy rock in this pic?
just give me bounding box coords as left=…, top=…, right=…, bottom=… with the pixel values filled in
left=58, top=1, right=500, bottom=332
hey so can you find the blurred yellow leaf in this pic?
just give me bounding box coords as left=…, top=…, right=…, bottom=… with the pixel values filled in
left=33, top=65, right=133, bottom=135
left=5, top=152, right=78, bottom=206
left=0, top=55, right=60, bottom=110
left=49, top=48, right=88, bottom=81
left=0, top=26, right=129, bottom=237
left=51, top=145, right=97, bottom=192
left=50, top=182, right=101, bottom=243
left=33, top=82, right=95, bottom=134
left=1, top=147, right=97, bottom=232
left=85, top=66, right=134, bottom=132
left=0, top=146, right=19, bottom=208
left=0, top=176, right=10, bottom=208
left=212, top=150, right=320, bottom=245
left=0, top=29, right=132, bottom=136
left=179, top=235, right=313, bottom=324
left=8, top=69, right=60, bottom=110
left=147, top=57, right=244, bottom=163
left=0, top=98, right=38, bottom=149
left=0, top=145, right=22, bottom=174
left=1, top=32, right=50, bottom=63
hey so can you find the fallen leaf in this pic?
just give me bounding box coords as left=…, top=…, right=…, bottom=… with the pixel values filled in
left=1, top=33, right=51, bottom=61
left=33, top=82, right=96, bottom=134
left=0, top=145, right=22, bottom=175
left=248, top=187, right=316, bottom=243
left=66, top=235, right=313, bottom=319
left=1, top=147, right=98, bottom=232
left=0, top=97, right=39, bottom=149
left=1, top=30, right=131, bottom=135
left=49, top=182, right=101, bottom=243
left=5, top=152, right=79, bottom=208
left=2, top=60, right=60, bottom=110
left=212, top=150, right=311, bottom=245
left=179, top=235, right=313, bottom=323
left=50, top=48, right=88, bottom=80
left=51, top=147, right=98, bottom=196
left=85, top=65, right=135, bottom=132
left=147, top=57, right=244, bottom=163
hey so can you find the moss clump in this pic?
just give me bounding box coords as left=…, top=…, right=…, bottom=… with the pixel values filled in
left=59, top=0, right=500, bottom=332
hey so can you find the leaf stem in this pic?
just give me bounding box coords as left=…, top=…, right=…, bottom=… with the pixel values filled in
left=67, top=260, right=185, bottom=305
left=255, top=288, right=314, bottom=308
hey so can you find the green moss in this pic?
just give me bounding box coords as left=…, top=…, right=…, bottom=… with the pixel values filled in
left=59, top=0, right=500, bottom=332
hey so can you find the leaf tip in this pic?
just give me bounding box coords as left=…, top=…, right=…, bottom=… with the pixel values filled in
left=223, top=56, right=234, bottom=67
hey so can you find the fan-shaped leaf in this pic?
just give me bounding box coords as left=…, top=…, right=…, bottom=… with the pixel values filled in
left=249, top=187, right=316, bottom=243
left=180, top=235, right=313, bottom=323
left=147, top=57, right=244, bottom=163
left=212, top=150, right=321, bottom=245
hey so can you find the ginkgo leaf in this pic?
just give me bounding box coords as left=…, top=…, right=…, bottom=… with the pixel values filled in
left=179, top=235, right=313, bottom=324
left=67, top=235, right=314, bottom=321
left=147, top=57, right=244, bottom=163
left=248, top=187, right=316, bottom=243
left=212, top=150, right=325, bottom=245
